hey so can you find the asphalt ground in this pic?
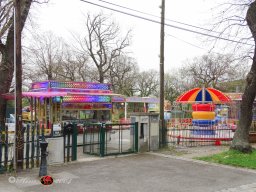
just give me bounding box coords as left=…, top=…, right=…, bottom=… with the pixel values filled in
left=0, top=153, right=256, bottom=192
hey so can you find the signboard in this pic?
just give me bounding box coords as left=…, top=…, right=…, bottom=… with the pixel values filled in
left=126, top=97, right=159, bottom=103
left=112, top=95, right=126, bottom=102
left=140, top=116, right=149, bottom=123
left=62, top=103, right=112, bottom=110
left=148, top=103, right=159, bottom=112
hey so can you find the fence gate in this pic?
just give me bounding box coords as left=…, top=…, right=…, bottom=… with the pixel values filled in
left=64, top=122, right=138, bottom=161
left=83, top=122, right=138, bottom=157
left=63, top=123, right=78, bottom=162
left=82, top=123, right=102, bottom=156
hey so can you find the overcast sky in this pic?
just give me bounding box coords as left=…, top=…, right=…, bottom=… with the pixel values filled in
left=30, top=0, right=236, bottom=72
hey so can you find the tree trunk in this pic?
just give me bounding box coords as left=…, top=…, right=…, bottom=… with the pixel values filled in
left=99, top=68, right=104, bottom=83
left=0, top=0, right=32, bottom=127
left=230, top=1, right=256, bottom=153
left=0, top=26, right=15, bottom=127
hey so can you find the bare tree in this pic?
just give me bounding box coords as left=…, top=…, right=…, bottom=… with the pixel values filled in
left=176, top=69, right=197, bottom=91
left=56, top=46, right=91, bottom=82
left=24, top=31, right=65, bottom=81
left=75, top=55, right=96, bottom=82
left=230, top=1, right=256, bottom=152
left=136, top=70, right=159, bottom=97
left=0, top=0, right=32, bottom=126
left=209, top=0, right=256, bottom=152
left=163, top=73, right=185, bottom=103
left=0, top=0, right=13, bottom=38
left=24, top=32, right=100, bottom=84
left=75, top=12, right=131, bottom=83
left=182, top=54, right=238, bottom=88
left=209, top=0, right=253, bottom=60
left=109, top=55, right=138, bottom=96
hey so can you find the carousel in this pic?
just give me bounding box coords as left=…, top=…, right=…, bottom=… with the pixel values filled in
left=167, top=87, right=235, bottom=146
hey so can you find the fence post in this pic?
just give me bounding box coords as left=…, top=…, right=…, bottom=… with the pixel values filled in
left=163, top=120, right=167, bottom=147
left=100, top=123, right=105, bottom=157
left=36, top=122, right=40, bottom=167
left=31, top=124, right=35, bottom=168
left=0, top=125, right=4, bottom=173
left=134, top=122, right=138, bottom=152
left=4, top=124, right=8, bottom=170
left=63, top=122, right=66, bottom=163
left=25, top=124, right=30, bottom=169
left=67, top=131, right=70, bottom=162
left=82, top=123, right=86, bottom=154
left=72, top=123, right=77, bottom=161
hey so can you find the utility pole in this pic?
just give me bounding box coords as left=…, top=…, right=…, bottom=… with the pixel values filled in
left=159, top=0, right=166, bottom=147
left=14, top=0, right=24, bottom=171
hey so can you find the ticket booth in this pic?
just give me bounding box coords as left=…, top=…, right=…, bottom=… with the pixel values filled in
left=130, top=113, right=159, bottom=152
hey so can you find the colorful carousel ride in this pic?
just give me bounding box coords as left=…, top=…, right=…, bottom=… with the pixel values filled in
left=169, top=87, right=233, bottom=145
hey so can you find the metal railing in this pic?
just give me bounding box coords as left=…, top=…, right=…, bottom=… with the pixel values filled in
left=63, top=122, right=138, bottom=161
left=0, top=123, right=42, bottom=173
left=167, top=127, right=234, bottom=147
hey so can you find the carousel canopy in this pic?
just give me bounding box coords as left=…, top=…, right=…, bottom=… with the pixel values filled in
left=176, top=87, right=231, bottom=103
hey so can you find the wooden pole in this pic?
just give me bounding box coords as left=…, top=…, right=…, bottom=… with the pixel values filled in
left=15, top=0, right=24, bottom=171
left=159, top=0, right=166, bottom=147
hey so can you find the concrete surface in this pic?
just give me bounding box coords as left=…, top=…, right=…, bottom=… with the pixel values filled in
left=0, top=153, right=256, bottom=192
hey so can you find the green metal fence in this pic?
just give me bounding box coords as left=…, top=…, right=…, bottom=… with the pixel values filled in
left=0, top=123, right=42, bottom=173
left=63, top=122, right=138, bottom=161
left=82, top=123, right=102, bottom=156
left=83, top=122, right=138, bottom=157
left=63, top=123, right=78, bottom=162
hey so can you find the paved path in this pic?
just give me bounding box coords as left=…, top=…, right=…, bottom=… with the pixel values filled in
left=0, top=153, right=256, bottom=192
left=215, top=183, right=256, bottom=192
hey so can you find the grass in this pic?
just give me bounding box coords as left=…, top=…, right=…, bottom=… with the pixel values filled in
left=196, top=149, right=256, bottom=169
